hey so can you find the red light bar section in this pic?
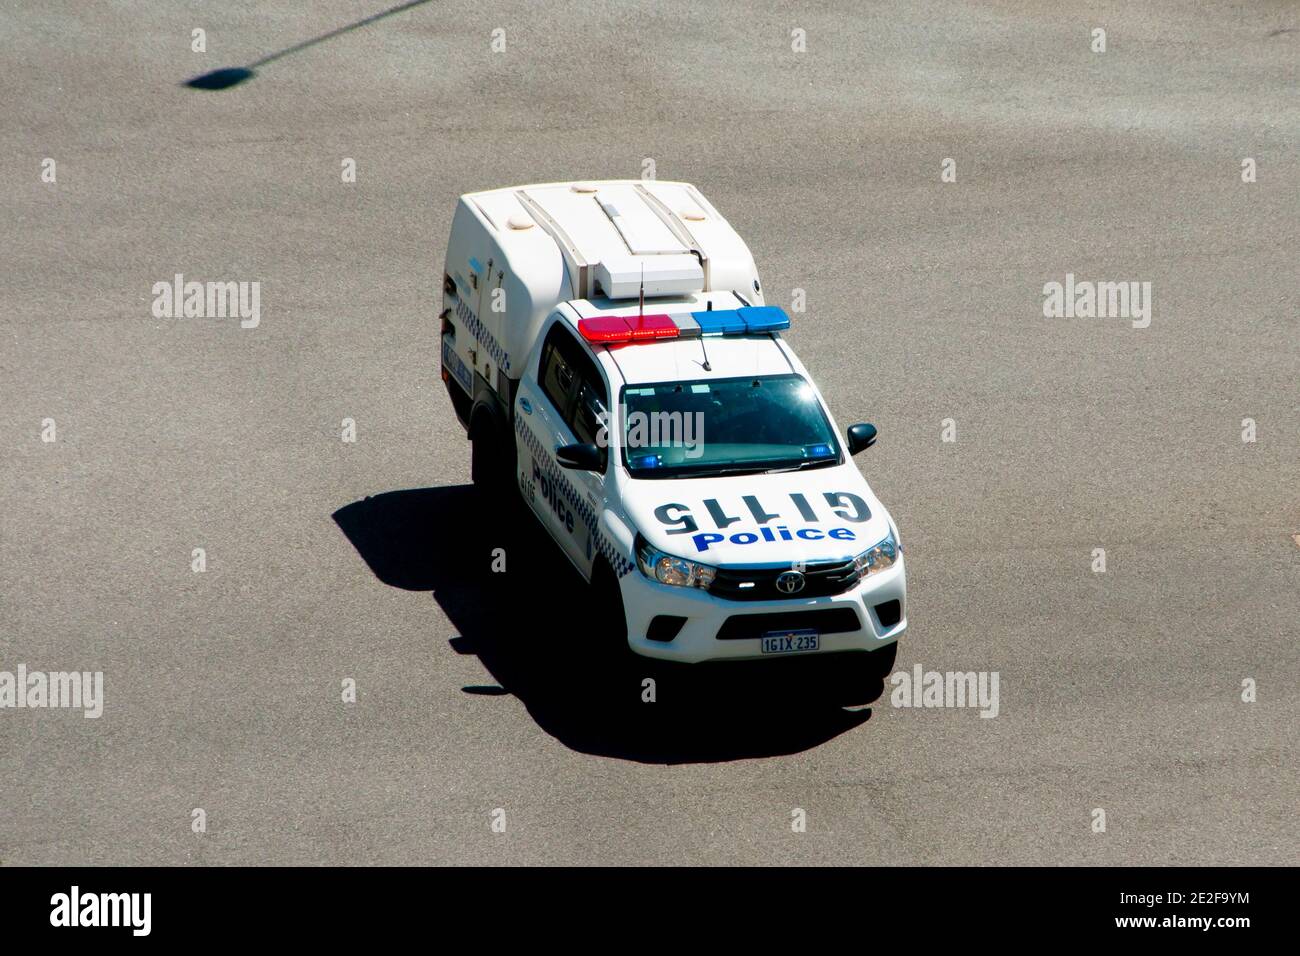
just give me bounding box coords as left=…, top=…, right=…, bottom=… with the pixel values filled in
left=578, top=313, right=679, bottom=344
left=577, top=316, right=632, bottom=342
left=624, top=313, right=678, bottom=340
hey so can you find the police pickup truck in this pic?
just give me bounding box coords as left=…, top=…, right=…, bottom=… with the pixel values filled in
left=440, top=181, right=905, bottom=683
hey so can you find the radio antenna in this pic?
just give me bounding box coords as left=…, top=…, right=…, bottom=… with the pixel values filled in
left=638, top=262, right=644, bottom=319
left=699, top=300, right=712, bottom=371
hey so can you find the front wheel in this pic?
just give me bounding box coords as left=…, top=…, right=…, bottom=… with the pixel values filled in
left=833, top=643, right=898, bottom=707
left=583, top=562, right=645, bottom=707
left=590, top=563, right=631, bottom=666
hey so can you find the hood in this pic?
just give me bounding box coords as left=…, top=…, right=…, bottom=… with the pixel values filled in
left=622, top=462, right=892, bottom=567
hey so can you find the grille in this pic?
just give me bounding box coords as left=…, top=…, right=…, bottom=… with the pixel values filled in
left=716, top=608, right=862, bottom=641
left=708, top=558, right=860, bottom=601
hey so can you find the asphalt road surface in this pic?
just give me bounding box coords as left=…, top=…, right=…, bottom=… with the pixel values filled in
left=2, top=1, right=1296, bottom=865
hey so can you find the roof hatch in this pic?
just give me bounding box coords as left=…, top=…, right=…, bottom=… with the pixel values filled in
left=516, top=183, right=705, bottom=299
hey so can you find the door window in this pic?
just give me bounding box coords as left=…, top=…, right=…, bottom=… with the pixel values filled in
left=537, top=323, right=609, bottom=470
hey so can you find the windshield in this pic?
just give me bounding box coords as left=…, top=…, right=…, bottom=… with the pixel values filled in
left=619, top=374, right=841, bottom=478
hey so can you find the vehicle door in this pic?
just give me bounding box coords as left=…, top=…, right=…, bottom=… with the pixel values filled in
left=514, top=320, right=585, bottom=555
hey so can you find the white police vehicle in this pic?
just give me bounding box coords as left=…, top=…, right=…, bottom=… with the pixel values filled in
left=440, top=181, right=905, bottom=678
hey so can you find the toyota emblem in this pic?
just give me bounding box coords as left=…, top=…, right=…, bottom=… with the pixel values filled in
left=775, top=570, right=806, bottom=594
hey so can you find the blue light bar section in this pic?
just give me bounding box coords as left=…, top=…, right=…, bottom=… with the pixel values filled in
left=691, top=309, right=745, bottom=335
left=738, top=305, right=790, bottom=332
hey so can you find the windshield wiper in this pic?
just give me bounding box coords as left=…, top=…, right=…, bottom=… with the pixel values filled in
left=762, top=458, right=837, bottom=474
left=636, top=454, right=838, bottom=479
left=694, top=465, right=777, bottom=477
left=681, top=458, right=836, bottom=478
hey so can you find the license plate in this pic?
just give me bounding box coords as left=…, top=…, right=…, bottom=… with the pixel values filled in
left=760, top=629, right=820, bottom=655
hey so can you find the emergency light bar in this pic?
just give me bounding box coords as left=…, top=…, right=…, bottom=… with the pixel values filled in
left=577, top=305, right=790, bottom=345
left=578, top=314, right=678, bottom=342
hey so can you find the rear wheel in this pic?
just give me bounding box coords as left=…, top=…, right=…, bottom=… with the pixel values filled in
left=470, top=414, right=503, bottom=493
left=470, top=410, right=524, bottom=529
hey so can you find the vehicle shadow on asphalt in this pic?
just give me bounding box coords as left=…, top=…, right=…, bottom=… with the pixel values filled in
left=333, top=485, right=881, bottom=764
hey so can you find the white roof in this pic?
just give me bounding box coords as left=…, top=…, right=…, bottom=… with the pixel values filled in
left=461, top=180, right=761, bottom=302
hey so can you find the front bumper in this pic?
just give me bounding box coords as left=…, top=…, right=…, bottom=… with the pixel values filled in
left=620, top=555, right=906, bottom=663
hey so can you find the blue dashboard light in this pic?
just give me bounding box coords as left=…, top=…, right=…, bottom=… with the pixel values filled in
left=805, top=443, right=832, bottom=458
left=633, top=454, right=663, bottom=468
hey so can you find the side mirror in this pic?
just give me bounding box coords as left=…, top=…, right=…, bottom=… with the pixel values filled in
left=846, top=423, right=878, bottom=455
left=556, top=442, right=603, bottom=471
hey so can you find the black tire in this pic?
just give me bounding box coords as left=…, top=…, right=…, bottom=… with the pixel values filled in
left=589, top=562, right=630, bottom=665
left=833, top=643, right=898, bottom=707
left=470, top=414, right=500, bottom=493
left=470, top=409, right=520, bottom=519
left=584, top=562, right=645, bottom=709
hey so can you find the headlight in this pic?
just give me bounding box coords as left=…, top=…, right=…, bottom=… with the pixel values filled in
left=854, top=530, right=898, bottom=578
left=635, top=534, right=717, bottom=589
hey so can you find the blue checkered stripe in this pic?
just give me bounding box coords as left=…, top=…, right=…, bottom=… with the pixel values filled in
left=514, top=414, right=634, bottom=578
left=455, top=299, right=511, bottom=373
